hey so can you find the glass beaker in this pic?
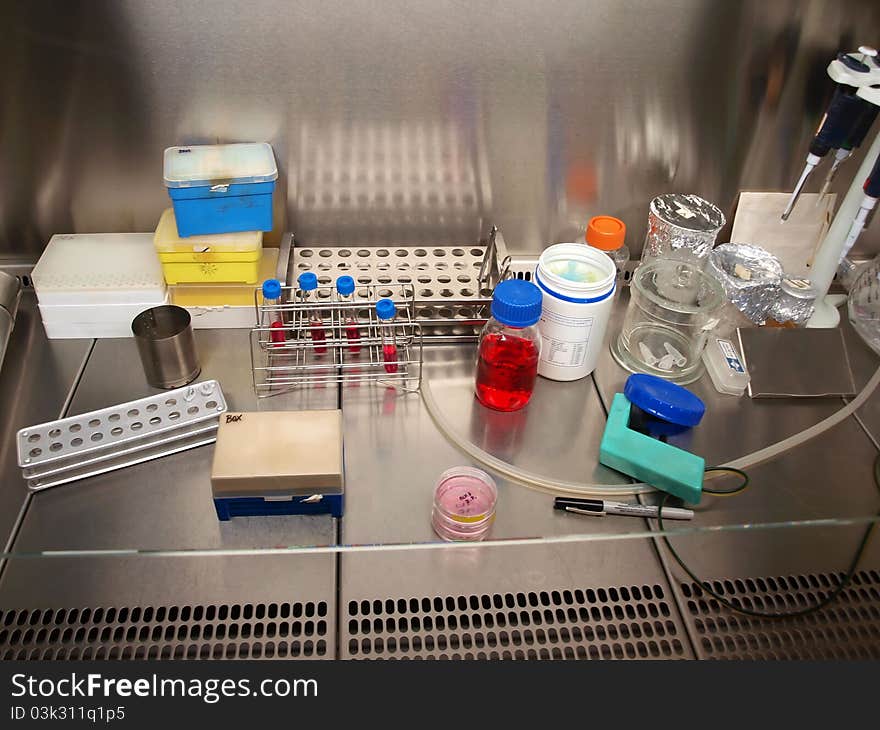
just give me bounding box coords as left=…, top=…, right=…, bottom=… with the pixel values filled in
left=611, top=260, right=724, bottom=384
left=641, top=193, right=726, bottom=267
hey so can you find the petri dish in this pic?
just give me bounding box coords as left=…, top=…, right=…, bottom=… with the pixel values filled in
left=431, top=466, right=497, bottom=542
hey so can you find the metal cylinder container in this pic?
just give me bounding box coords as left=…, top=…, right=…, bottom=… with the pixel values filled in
left=131, top=305, right=200, bottom=389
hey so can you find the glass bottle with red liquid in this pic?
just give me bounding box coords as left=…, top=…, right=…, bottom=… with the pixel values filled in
left=262, top=278, right=286, bottom=347
left=375, top=298, right=399, bottom=374
left=296, top=272, right=327, bottom=354
left=335, top=275, right=361, bottom=355
left=474, top=279, right=543, bottom=411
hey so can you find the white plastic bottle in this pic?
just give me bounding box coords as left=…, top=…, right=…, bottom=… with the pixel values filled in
left=534, top=243, right=617, bottom=381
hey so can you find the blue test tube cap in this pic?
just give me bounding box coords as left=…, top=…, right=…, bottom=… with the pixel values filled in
left=336, top=275, right=355, bottom=296
left=298, top=271, right=318, bottom=291
left=376, top=298, right=396, bottom=321
left=262, top=278, right=282, bottom=300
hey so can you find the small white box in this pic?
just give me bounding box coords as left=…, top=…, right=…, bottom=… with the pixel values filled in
left=702, top=336, right=750, bottom=396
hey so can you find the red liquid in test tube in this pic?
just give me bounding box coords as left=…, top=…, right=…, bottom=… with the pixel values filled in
left=346, top=324, right=362, bottom=354
left=383, top=343, right=398, bottom=373
left=310, top=320, right=327, bottom=354
left=376, top=298, right=399, bottom=375
left=336, top=275, right=360, bottom=355
left=270, top=320, right=286, bottom=346
left=262, top=278, right=286, bottom=349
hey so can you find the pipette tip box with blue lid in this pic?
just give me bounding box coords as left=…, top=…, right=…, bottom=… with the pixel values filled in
left=210, top=409, right=344, bottom=520
left=163, top=143, right=278, bottom=237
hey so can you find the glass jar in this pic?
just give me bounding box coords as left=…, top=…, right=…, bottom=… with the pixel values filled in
left=475, top=279, right=543, bottom=412
left=641, top=193, right=726, bottom=267
left=849, top=254, right=880, bottom=355
left=586, top=215, right=629, bottom=279
left=611, top=260, right=724, bottom=384
left=766, top=277, right=819, bottom=328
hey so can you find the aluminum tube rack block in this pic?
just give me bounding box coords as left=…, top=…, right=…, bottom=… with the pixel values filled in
left=17, top=380, right=227, bottom=491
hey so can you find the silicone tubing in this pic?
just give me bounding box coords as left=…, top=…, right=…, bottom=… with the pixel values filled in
left=420, top=359, right=880, bottom=498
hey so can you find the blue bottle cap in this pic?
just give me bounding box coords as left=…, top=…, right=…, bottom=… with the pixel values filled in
left=491, top=279, right=543, bottom=327
left=261, top=278, right=282, bottom=300
left=376, top=298, right=396, bottom=320
left=624, top=374, right=706, bottom=427
left=298, top=271, right=318, bottom=291
left=336, top=275, right=355, bottom=296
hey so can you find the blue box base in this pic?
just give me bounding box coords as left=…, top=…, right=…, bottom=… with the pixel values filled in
left=214, top=494, right=344, bottom=520
left=168, top=181, right=275, bottom=236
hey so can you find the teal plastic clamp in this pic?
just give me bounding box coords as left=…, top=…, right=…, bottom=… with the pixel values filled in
left=599, top=393, right=704, bottom=504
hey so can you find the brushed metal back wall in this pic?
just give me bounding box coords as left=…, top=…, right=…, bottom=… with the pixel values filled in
left=1, top=0, right=879, bottom=256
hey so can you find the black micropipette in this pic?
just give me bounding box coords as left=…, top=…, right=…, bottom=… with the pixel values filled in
left=817, top=97, right=880, bottom=201
left=840, top=149, right=880, bottom=259
left=781, top=53, right=873, bottom=221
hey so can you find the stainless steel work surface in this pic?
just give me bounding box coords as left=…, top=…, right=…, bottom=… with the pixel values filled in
left=341, top=344, right=633, bottom=545
left=0, top=329, right=338, bottom=660
left=596, top=292, right=880, bottom=658
left=739, top=326, right=856, bottom=398
left=3, top=287, right=880, bottom=659
left=337, top=345, right=695, bottom=659
left=0, top=291, right=92, bottom=551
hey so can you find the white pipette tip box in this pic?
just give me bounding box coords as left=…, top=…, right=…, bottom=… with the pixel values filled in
left=32, top=233, right=168, bottom=339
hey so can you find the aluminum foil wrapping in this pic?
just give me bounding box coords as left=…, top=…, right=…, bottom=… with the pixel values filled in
left=707, top=243, right=783, bottom=325
left=768, top=277, right=817, bottom=327
left=642, top=193, right=726, bottom=263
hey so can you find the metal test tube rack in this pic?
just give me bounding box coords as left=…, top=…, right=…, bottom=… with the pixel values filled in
left=250, top=283, right=423, bottom=396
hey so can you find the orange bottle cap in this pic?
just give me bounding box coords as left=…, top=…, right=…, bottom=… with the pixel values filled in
left=586, top=215, right=626, bottom=251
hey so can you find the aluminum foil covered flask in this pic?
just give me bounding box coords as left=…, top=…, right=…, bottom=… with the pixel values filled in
left=641, top=193, right=726, bottom=267
left=706, top=243, right=783, bottom=326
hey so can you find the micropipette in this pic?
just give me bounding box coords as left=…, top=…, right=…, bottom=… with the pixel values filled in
left=839, top=150, right=880, bottom=260
left=781, top=53, right=874, bottom=221
left=817, top=98, right=880, bottom=201
left=816, top=48, right=880, bottom=201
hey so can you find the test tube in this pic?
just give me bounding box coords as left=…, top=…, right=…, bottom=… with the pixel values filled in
left=376, top=298, right=398, bottom=374
left=336, top=275, right=361, bottom=354
left=297, top=272, right=327, bottom=354
left=262, top=278, right=286, bottom=346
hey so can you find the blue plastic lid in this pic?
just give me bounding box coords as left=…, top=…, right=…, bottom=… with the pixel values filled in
left=491, top=279, right=543, bottom=327
left=336, top=275, right=355, bottom=296
left=376, top=298, right=396, bottom=321
left=624, top=374, right=706, bottom=427
left=262, top=278, right=281, bottom=300
left=298, top=272, right=318, bottom=291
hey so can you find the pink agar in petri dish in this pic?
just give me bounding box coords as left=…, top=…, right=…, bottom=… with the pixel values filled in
left=432, top=466, right=497, bottom=541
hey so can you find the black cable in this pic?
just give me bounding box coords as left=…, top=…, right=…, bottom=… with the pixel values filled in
left=701, top=466, right=749, bottom=496
left=656, top=460, right=879, bottom=620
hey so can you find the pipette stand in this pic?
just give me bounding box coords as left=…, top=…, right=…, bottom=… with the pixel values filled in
left=806, top=56, right=880, bottom=328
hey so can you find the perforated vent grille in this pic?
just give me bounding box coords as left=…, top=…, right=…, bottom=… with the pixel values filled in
left=343, top=585, right=689, bottom=659
left=0, top=602, right=329, bottom=660
left=682, top=570, right=880, bottom=659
